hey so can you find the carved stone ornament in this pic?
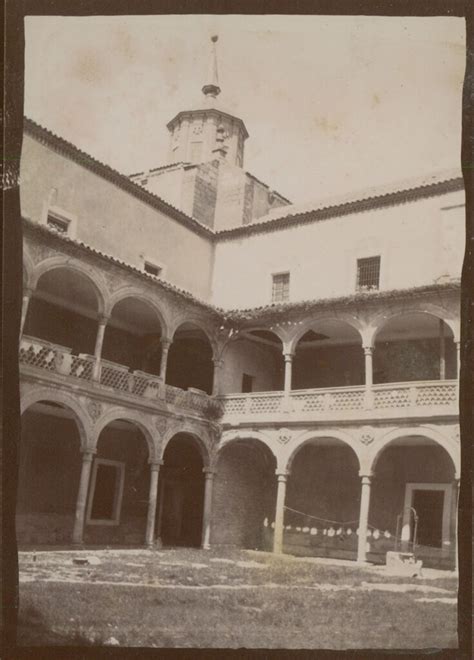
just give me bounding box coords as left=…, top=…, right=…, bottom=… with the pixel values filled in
left=86, top=400, right=103, bottom=422
left=277, top=428, right=292, bottom=445
left=359, top=426, right=375, bottom=445
left=154, top=416, right=168, bottom=436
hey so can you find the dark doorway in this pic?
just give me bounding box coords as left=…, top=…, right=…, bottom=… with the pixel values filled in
left=412, top=489, right=444, bottom=548
left=158, top=434, right=205, bottom=547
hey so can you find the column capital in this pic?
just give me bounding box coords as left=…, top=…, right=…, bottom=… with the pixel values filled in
left=97, top=314, right=109, bottom=325
left=203, top=467, right=216, bottom=476
left=359, top=471, right=373, bottom=482
left=275, top=470, right=289, bottom=481
left=149, top=459, right=164, bottom=470
left=363, top=345, right=374, bottom=356
left=212, top=358, right=224, bottom=367
left=283, top=351, right=294, bottom=362
left=23, top=285, right=35, bottom=297
left=80, top=449, right=96, bottom=461
left=161, top=337, right=173, bottom=349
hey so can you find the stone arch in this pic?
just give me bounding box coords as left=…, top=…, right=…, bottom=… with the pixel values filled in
left=364, top=426, right=460, bottom=478
left=107, top=287, right=170, bottom=338
left=218, top=429, right=280, bottom=470
left=32, top=256, right=108, bottom=316
left=170, top=316, right=218, bottom=358
left=161, top=424, right=211, bottom=467
left=288, top=314, right=365, bottom=354
left=286, top=429, right=362, bottom=473
left=91, top=407, right=157, bottom=461
left=20, top=386, right=91, bottom=451
left=366, top=303, right=459, bottom=348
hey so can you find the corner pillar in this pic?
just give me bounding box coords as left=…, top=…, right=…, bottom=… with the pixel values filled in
left=357, top=472, right=373, bottom=563
left=72, top=449, right=95, bottom=545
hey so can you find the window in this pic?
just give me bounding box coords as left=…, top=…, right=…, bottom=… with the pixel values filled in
left=47, top=214, right=70, bottom=234
left=242, top=373, right=254, bottom=393
left=272, top=272, right=290, bottom=302
left=144, top=261, right=162, bottom=277
left=86, top=459, right=124, bottom=526
left=356, top=256, right=381, bottom=291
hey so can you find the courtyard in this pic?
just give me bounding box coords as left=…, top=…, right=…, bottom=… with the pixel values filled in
left=18, top=547, right=458, bottom=649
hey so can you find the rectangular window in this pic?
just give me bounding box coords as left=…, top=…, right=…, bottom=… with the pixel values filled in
left=86, top=459, right=124, bottom=526
left=272, top=272, right=290, bottom=302
left=47, top=214, right=70, bottom=234
left=144, top=261, right=162, bottom=277
left=242, top=373, right=254, bottom=393
left=356, top=256, right=381, bottom=291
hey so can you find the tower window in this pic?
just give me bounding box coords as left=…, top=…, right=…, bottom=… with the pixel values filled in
left=272, top=272, right=290, bottom=302
left=356, top=256, right=381, bottom=291
left=47, top=214, right=70, bottom=234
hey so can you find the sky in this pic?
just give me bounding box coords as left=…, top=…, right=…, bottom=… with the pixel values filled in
left=24, top=15, right=465, bottom=204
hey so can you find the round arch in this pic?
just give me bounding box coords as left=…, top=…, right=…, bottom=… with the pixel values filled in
left=161, top=426, right=211, bottom=467
left=20, top=387, right=91, bottom=451
left=367, top=304, right=459, bottom=348
left=365, top=426, right=459, bottom=478
left=107, top=287, right=170, bottom=338
left=92, top=407, right=157, bottom=461
left=287, top=429, right=363, bottom=472
left=288, top=314, right=365, bottom=355
left=218, top=429, right=280, bottom=470
left=32, top=257, right=108, bottom=316
left=170, top=317, right=218, bottom=358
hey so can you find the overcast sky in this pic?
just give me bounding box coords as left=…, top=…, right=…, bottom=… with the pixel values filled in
left=25, top=15, right=465, bottom=204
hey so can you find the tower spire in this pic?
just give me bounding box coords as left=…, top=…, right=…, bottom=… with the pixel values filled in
left=202, top=35, right=221, bottom=100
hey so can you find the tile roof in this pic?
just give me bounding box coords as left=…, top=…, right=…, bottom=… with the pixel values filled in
left=24, top=117, right=464, bottom=243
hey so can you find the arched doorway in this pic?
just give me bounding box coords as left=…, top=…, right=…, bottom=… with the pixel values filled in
left=370, top=435, right=457, bottom=569
left=17, top=400, right=83, bottom=545
left=166, top=323, right=214, bottom=394
left=84, top=419, right=151, bottom=546
left=213, top=438, right=277, bottom=549
left=157, top=433, right=206, bottom=547
left=293, top=320, right=363, bottom=389
left=373, top=313, right=456, bottom=383
left=284, top=438, right=360, bottom=559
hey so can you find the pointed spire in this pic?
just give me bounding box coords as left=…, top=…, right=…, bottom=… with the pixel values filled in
left=202, top=35, right=221, bottom=100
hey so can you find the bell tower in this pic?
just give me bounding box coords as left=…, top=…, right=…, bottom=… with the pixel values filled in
left=166, top=36, right=248, bottom=168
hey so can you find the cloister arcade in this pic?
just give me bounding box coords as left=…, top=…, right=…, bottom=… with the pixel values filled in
left=18, top=240, right=460, bottom=570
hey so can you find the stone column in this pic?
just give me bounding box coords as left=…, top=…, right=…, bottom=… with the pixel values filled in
left=363, top=346, right=374, bottom=409
left=72, top=450, right=95, bottom=545
left=201, top=468, right=216, bottom=549
left=357, top=473, right=372, bottom=562
left=454, top=478, right=460, bottom=573
left=439, top=320, right=446, bottom=380
left=212, top=359, right=224, bottom=396
left=145, top=461, right=162, bottom=547
left=159, top=338, right=172, bottom=381
left=92, top=315, right=109, bottom=381
left=20, top=287, right=34, bottom=338
left=283, top=352, right=294, bottom=394
left=273, top=471, right=288, bottom=554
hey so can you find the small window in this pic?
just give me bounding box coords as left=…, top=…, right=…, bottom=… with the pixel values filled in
left=47, top=214, right=69, bottom=234
left=144, top=262, right=162, bottom=277
left=242, top=373, right=254, bottom=393
left=356, top=256, right=381, bottom=291
left=87, top=459, right=124, bottom=526
left=272, top=272, right=290, bottom=302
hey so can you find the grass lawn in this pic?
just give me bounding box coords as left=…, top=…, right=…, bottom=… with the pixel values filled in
left=17, top=547, right=458, bottom=649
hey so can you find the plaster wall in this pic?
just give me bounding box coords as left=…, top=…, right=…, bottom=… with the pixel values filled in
left=20, top=134, right=215, bottom=300
left=220, top=338, right=282, bottom=393
left=211, top=190, right=465, bottom=309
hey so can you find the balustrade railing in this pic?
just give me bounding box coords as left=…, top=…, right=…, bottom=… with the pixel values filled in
left=219, top=380, right=457, bottom=420
left=20, top=336, right=94, bottom=383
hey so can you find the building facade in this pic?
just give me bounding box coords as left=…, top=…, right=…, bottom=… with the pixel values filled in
left=18, top=39, right=464, bottom=569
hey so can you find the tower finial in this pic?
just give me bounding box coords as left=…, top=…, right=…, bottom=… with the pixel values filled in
left=202, top=34, right=221, bottom=100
